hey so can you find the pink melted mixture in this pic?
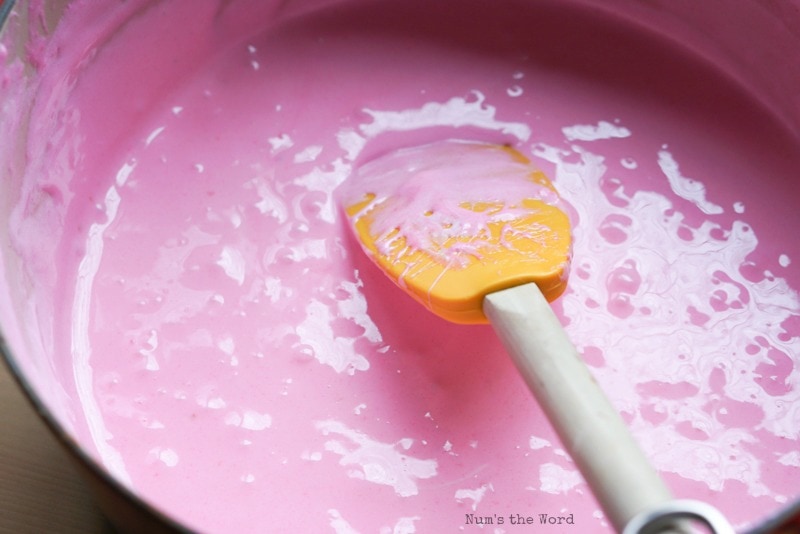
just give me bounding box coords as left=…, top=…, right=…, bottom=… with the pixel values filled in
left=5, top=0, right=800, bottom=532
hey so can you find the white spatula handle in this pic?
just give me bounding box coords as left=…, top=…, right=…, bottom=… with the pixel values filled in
left=483, top=283, right=672, bottom=532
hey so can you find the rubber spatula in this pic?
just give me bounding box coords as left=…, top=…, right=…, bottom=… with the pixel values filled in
left=342, top=140, right=687, bottom=533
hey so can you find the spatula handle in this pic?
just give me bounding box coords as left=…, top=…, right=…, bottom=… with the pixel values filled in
left=483, top=282, right=672, bottom=532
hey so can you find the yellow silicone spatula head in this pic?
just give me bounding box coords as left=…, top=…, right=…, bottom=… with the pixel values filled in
left=343, top=140, right=572, bottom=324
left=342, top=140, right=716, bottom=530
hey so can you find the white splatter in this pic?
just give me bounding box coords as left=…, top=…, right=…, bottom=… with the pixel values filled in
left=139, top=329, right=159, bottom=371
left=539, top=463, right=581, bottom=494
left=380, top=516, right=420, bottom=534
left=225, top=410, right=272, bottom=430
left=328, top=509, right=359, bottom=534
left=268, top=133, right=293, bottom=153
left=529, top=435, right=551, bottom=450
left=242, top=410, right=272, bottom=430
left=217, top=336, right=235, bottom=355
left=294, top=158, right=351, bottom=223
left=562, top=120, right=631, bottom=141
left=507, top=85, right=523, bottom=97
left=778, top=451, right=800, bottom=467
left=250, top=175, right=288, bottom=222
left=217, top=246, right=246, bottom=285
left=360, top=91, right=531, bottom=141
left=658, top=149, right=724, bottom=215
left=145, top=126, right=166, bottom=146
left=149, top=447, right=179, bottom=467
left=294, top=145, right=323, bottom=163
left=533, top=141, right=800, bottom=499
left=317, top=420, right=437, bottom=497
left=302, top=450, right=323, bottom=461
left=296, top=300, right=370, bottom=374
left=455, top=483, right=494, bottom=511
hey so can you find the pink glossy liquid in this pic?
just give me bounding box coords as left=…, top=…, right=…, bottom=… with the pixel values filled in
left=38, top=0, right=800, bottom=532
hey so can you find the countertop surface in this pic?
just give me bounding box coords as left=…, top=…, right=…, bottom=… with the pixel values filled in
left=0, top=360, right=111, bottom=533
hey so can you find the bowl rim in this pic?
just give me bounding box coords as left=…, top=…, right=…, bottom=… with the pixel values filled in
left=0, top=0, right=190, bottom=530
left=1, top=0, right=799, bottom=532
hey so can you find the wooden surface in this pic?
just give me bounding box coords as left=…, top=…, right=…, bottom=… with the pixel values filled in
left=0, top=360, right=112, bottom=533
